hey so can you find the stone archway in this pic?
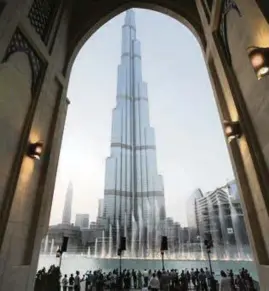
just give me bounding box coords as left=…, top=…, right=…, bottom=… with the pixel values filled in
left=64, top=0, right=206, bottom=80
left=0, top=1, right=269, bottom=290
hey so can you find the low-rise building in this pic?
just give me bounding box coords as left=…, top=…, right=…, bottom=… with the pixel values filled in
left=75, top=214, right=89, bottom=229
left=47, top=223, right=82, bottom=253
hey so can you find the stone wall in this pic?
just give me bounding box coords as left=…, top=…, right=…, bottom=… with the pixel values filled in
left=0, top=1, right=71, bottom=290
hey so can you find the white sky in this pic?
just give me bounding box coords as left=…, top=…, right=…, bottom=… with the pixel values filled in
left=49, top=9, right=234, bottom=226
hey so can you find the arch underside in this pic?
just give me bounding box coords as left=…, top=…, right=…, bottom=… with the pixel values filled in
left=66, top=0, right=205, bottom=76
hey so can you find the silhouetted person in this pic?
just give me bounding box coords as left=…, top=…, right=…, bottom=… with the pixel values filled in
left=138, top=271, right=143, bottom=289
left=62, top=274, right=68, bottom=291
left=219, top=270, right=232, bottom=291
left=198, top=269, right=208, bottom=291
left=191, top=268, right=196, bottom=287
left=143, top=269, right=149, bottom=286
left=69, top=274, right=74, bottom=291
left=74, top=271, right=81, bottom=291
left=160, top=271, right=170, bottom=291
left=124, top=271, right=131, bottom=290
left=132, top=269, right=137, bottom=288
left=149, top=273, right=160, bottom=291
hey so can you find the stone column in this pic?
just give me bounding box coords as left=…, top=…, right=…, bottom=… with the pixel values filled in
left=0, top=0, right=71, bottom=290
left=196, top=0, right=269, bottom=287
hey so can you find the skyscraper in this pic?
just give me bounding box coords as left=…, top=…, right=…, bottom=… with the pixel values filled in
left=75, top=214, right=89, bottom=229
left=62, top=182, right=73, bottom=225
left=186, top=188, right=203, bottom=242
left=103, top=9, right=166, bottom=257
left=187, top=183, right=251, bottom=259
left=97, top=198, right=104, bottom=218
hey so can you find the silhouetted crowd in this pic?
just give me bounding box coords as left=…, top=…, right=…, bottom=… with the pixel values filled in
left=34, top=266, right=258, bottom=291
left=34, top=265, right=61, bottom=291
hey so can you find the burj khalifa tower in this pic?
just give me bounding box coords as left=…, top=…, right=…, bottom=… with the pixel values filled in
left=103, top=9, right=166, bottom=257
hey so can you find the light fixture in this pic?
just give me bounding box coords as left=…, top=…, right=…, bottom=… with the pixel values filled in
left=223, top=120, right=242, bottom=142
left=248, top=46, right=269, bottom=80
left=28, top=141, right=43, bottom=160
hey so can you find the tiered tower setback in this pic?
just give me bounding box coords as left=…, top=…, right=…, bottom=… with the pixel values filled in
left=102, top=9, right=166, bottom=256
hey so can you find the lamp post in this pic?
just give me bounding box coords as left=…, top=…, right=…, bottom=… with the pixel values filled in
left=117, top=236, right=126, bottom=289
left=161, top=251, right=165, bottom=271
left=204, top=239, right=213, bottom=275
left=117, top=248, right=123, bottom=290
left=160, top=236, right=167, bottom=271
left=56, top=235, right=68, bottom=270
left=117, top=248, right=122, bottom=275
left=56, top=248, right=62, bottom=268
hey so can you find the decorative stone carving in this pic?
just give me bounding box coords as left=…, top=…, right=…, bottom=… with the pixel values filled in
left=28, top=0, right=59, bottom=43
left=219, top=0, right=241, bottom=64
left=2, top=29, right=46, bottom=95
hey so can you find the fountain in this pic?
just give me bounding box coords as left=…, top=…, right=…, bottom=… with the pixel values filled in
left=207, top=195, right=221, bottom=259
left=131, top=214, right=137, bottom=257
left=94, top=238, right=98, bottom=258
left=44, top=235, right=49, bottom=253
left=138, top=207, right=143, bottom=257
left=200, top=238, right=206, bottom=260
left=50, top=239, right=54, bottom=255
left=108, top=224, right=113, bottom=257
left=154, top=199, right=160, bottom=258
left=229, top=196, right=252, bottom=259
left=87, top=246, right=91, bottom=257
left=74, top=194, right=252, bottom=261
left=101, top=231, right=106, bottom=258
left=116, top=219, right=120, bottom=254
left=146, top=199, right=152, bottom=258
left=124, top=212, right=128, bottom=257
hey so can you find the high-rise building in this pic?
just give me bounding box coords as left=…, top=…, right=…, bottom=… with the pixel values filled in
left=62, top=182, right=73, bottom=225
left=187, top=182, right=251, bottom=259
left=186, top=188, right=203, bottom=242
left=227, top=179, right=240, bottom=200
left=102, top=9, right=166, bottom=257
left=75, top=214, right=89, bottom=229
left=97, top=198, right=104, bottom=218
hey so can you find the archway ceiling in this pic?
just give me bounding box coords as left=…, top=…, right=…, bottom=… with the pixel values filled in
left=67, top=0, right=205, bottom=62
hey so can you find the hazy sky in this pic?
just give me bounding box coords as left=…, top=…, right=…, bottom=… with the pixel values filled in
left=50, top=9, right=234, bottom=226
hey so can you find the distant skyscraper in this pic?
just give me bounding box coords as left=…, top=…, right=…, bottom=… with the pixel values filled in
left=98, top=198, right=104, bottom=217
left=62, top=182, right=73, bottom=224
left=187, top=189, right=203, bottom=230
left=186, top=188, right=203, bottom=242
left=75, top=214, right=89, bottom=229
left=102, top=9, right=166, bottom=256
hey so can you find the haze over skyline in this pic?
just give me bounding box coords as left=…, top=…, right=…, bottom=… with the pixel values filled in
left=50, top=9, right=234, bottom=226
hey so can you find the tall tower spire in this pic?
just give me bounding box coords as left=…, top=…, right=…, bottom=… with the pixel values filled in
left=124, top=9, right=135, bottom=27
left=103, top=9, right=165, bottom=257
left=62, top=181, right=73, bottom=225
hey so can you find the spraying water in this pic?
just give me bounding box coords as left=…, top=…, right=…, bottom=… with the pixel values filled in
left=50, top=239, right=54, bottom=255
left=94, top=238, right=98, bottom=258
left=108, top=224, right=113, bottom=257
left=44, top=235, right=49, bottom=253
